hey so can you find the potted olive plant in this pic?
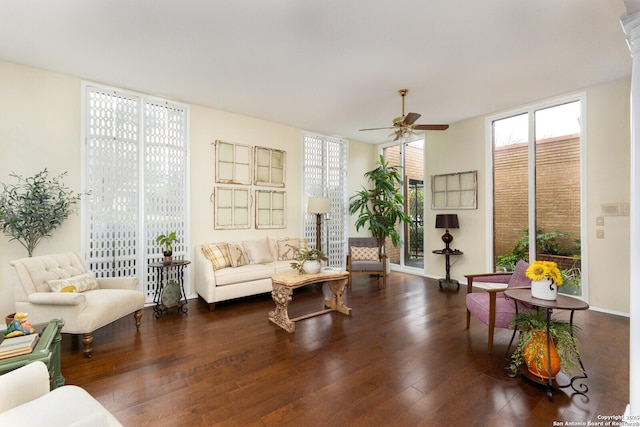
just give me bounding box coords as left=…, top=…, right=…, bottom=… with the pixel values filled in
left=0, top=169, right=85, bottom=257
left=349, top=155, right=411, bottom=258
left=290, top=248, right=324, bottom=274
left=156, top=232, right=179, bottom=263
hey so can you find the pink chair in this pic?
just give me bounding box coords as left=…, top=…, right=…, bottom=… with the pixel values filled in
left=465, top=260, right=531, bottom=354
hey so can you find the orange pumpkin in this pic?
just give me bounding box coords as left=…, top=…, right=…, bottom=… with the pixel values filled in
left=523, top=330, right=562, bottom=379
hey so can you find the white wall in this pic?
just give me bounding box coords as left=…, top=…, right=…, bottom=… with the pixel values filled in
left=0, top=59, right=376, bottom=316
left=0, top=59, right=631, bottom=315
left=423, top=77, right=631, bottom=315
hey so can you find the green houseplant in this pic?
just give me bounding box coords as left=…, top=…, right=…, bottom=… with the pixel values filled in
left=0, top=169, right=85, bottom=256
left=510, top=311, right=583, bottom=379
left=290, top=248, right=324, bottom=274
left=348, top=155, right=412, bottom=256
left=156, top=232, right=179, bottom=262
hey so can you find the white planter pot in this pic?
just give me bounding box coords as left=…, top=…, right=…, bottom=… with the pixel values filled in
left=302, top=260, right=321, bottom=274
left=531, top=278, right=558, bottom=300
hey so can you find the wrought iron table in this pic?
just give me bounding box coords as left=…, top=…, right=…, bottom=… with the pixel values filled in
left=149, top=260, right=190, bottom=318
left=432, top=249, right=463, bottom=289
left=504, top=289, right=589, bottom=401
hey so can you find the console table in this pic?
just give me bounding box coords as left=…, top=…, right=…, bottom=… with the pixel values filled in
left=269, top=271, right=351, bottom=332
left=0, top=318, right=65, bottom=390
left=149, top=260, right=190, bottom=318
left=432, top=249, right=463, bottom=289
left=504, top=289, right=589, bottom=401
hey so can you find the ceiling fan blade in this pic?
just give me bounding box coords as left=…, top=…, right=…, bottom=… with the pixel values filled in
left=414, top=124, right=450, bottom=131
left=359, top=126, right=394, bottom=131
left=403, top=112, right=421, bottom=126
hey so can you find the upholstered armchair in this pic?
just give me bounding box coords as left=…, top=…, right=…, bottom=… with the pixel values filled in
left=465, top=260, right=531, bottom=354
left=346, top=237, right=387, bottom=289
left=0, top=361, right=122, bottom=426
left=11, top=252, right=145, bottom=358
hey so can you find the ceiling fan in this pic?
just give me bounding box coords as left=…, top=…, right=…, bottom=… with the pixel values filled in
left=359, top=89, right=449, bottom=141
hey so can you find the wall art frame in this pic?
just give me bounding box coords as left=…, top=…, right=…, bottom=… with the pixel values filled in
left=254, top=146, right=285, bottom=187
left=214, top=140, right=252, bottom=185
left=255, top=189, right=286, bottom=229
left=431, top=170, right=477, bottom=209
left=212, top=187, right=252, bottom=229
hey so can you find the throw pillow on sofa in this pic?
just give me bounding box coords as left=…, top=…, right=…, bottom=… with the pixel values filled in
left=202, top=243, right=231, bottom=270
left=227, top=243, right=249, bottom=267
left=277, top=238, right=300, bottom=260
left=243, top=238, right=274, bottom=264
left=47, top=272, right=99, bottom=293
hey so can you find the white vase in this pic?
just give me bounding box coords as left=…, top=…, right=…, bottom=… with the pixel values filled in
left=302, top=260, right=321, bottom=274
left=531, top=278, right=558, bottom=300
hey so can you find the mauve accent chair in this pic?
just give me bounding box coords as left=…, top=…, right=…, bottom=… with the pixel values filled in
left=465, top=260, right=531, bottom=354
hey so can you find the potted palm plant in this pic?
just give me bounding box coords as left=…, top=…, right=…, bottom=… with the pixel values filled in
left=348, top=155, right=412, bottom=259
left=510, top=310, right=583, bottom=380
left=156, top=232, right=179, bottom=263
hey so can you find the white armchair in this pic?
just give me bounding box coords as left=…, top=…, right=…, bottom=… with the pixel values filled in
left=0, top=361, right=122, bottom=426
left=11, top=252, right=145, bottom=358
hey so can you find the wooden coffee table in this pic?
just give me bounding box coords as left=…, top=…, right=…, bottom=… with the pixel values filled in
left=269, top=271, right=351, bottom=332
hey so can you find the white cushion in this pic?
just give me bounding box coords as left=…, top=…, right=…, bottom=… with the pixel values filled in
left=242, top=238, right=274, bottom=264
left=48, top=272, right=99, bottom=293
left=214, top=263, right=275, bottom=286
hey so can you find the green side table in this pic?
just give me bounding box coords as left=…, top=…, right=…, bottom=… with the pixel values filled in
left=0, top=318, right=65, bottom=390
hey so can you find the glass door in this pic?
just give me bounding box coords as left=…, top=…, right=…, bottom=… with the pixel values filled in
left=492, top=100, right=583, bottom=296
left=382, top=139, right=425, bottom=272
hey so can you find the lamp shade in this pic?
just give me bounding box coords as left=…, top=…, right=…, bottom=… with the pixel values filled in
left=435, top=214, right=459, bottom=229
left=307, top=197, right=330, bottom=214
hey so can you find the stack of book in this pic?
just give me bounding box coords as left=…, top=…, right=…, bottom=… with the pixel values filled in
left=0, top=333, right=39, bottom=359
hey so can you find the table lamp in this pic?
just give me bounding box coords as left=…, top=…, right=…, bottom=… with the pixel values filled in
left=307, top=197, right=330, bottom=251
left=435, top=214, right=459, bottom=252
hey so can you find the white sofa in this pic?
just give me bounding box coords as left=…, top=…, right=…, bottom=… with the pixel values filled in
left=195, top=237, right=305, bottom=310
left=11, top=252, right=146, bottom=357
left=0, top=361, right=122, bottom=426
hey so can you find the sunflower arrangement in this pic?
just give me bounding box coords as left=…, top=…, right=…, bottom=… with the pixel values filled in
left=525, top=260, right=563, bottom=285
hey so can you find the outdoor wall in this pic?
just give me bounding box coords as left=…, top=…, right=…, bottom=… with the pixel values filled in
left=494, top=135, right=581, bottom=259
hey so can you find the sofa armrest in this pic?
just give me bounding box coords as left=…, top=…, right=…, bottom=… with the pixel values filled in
left=97, top=277, right=138, bottom=290
left=194, top=245, right=218, bottom=303
left=0, top=361, right=50, bottom=412
left=28, top=292, right=85, bottom=306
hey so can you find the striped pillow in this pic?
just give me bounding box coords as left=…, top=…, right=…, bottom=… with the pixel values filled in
left=201, top=243, right=231, bottom=270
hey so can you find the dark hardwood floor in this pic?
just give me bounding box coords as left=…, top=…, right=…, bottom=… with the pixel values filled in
left=60, top=272, right=629, bottom=427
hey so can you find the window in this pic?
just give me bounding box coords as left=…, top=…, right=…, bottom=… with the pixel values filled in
left=82, top=83, right=189, bottom=303
left=489, top=97, right=584, bottom=297
left=302, top=133, right=348, bottom=268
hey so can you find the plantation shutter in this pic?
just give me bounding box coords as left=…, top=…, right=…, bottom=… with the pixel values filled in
left=83, top=84, right=189, bottom=302
left=302, top=133, right=348, bottom=268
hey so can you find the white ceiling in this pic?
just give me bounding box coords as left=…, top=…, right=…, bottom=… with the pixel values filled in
left=0, top=1, right=632, bottom=143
